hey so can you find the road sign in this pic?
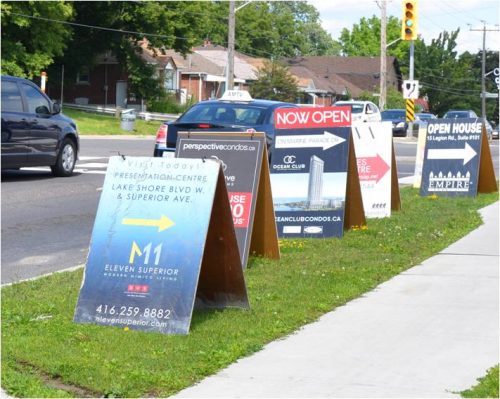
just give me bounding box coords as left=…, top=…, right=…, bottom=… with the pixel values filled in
left=402, top=80, right=419, bottom=99
left=406, top=99, right=415, bottom=122
left=74, top=157, right=248, bottom=335
left=176, top=132, right=279, bottom=269
left=352, top=121, right=400, bottom=218
left=420, top=119, right=498, bottom=196
left=481, top=92, right=499, bottom=99
left=270, top=106, right=365, bottom=238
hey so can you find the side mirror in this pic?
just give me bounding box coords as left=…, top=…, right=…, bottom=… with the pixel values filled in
left=35, top=105, right=51, bottom=115
left=52, top=102, right=61, bottom=115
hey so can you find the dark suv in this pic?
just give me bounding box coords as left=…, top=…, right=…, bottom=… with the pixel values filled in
left=1, top=75, right=79, bottom=176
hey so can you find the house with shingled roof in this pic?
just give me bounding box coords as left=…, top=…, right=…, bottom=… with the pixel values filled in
left=285, top=56, right=403, bottom=103
left=50, top=40, right=403, bottom=110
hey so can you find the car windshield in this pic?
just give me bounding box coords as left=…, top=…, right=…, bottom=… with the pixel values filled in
left=337, top=103, right=364, bottom=113
left=179, top=103, right=266, bottom=126
left=381, top=110, right=405, bottom=120
left=417, top=114, right=434, bottom=120
left=444, top=111, right=469, bottom=118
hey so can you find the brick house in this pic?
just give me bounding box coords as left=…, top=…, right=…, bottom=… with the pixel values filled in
left=50, top=43, right=403, bottom=109
left=49, top=47, right=180, bottom=110
left=55, top=51, right=129, bottom=107
left=51, top=42, right=260, bottom=108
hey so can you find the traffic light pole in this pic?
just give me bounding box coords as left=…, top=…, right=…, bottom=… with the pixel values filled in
left=406, top=40, right=415, bottom=138
left=401, top=0, right=417, bottom=138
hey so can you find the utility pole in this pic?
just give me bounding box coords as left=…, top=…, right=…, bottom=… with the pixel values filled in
left=470, top=22, right=499, bottom=126
left=226, top=0, right=236, bottom=91
left=378, top=0, right=387, bottom=111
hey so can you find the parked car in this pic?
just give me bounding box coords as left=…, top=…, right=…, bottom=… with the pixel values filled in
left=333, top=100, right=382, bottom=122
left=415, top=112, right=437, bottom=121
left=442, top=109, right=478, bottom=119
left=1, top=75, right=79, bottom=176
left=381, top=109, right=407, bottom=136
left=491, top=124, right=499, bottom=140
left=153, top=90, right=297, bottom=157
left=442, top=109, right=494, bottom=138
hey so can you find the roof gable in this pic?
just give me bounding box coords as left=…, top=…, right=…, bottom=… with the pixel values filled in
left=285, top=56, right=401, bottom=97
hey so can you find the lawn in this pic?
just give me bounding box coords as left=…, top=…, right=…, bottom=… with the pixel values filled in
left=1, top=188, right=498, bottom=398
left=62, top=108, right=163, bottom=136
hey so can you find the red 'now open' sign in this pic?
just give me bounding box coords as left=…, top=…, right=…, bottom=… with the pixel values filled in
left=275, top=106, right=352, bottom=129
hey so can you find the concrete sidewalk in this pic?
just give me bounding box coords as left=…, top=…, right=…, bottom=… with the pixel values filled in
left=174, top=202, right=499, bottom=398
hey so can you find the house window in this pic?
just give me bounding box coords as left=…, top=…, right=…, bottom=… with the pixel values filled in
left=77, top=66, right=90, bottom=84
left=164, top=62, right=176, bottom=91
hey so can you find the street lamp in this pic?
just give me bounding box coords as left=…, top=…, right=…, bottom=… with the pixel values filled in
left=226, top=1, right=253, bottom=91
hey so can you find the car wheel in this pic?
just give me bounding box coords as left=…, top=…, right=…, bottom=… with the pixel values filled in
left=51, top=139, right=76, bottom=177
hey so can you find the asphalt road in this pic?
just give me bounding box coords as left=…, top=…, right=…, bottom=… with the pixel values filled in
left=1, top=136, right=498, bottom=284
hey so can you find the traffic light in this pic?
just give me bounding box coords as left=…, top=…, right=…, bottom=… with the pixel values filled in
left=401, top=0, right=418, bottom=41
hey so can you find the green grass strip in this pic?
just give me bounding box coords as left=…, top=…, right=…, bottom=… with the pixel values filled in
left=63, top=109, right=160, bottom=136
left=2, top=188, right=498, bottom=398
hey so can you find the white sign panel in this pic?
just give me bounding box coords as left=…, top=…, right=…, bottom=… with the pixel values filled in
left=402, top=80, right=419, bottom=99
left=352, top=121, right=393, bottom=218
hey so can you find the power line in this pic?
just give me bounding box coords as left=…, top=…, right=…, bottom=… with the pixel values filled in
left=4, top=10, right=295, bottom=61
left=6, top=11, right=194, bottom=41
left=420, top=81, right=480, bottom=96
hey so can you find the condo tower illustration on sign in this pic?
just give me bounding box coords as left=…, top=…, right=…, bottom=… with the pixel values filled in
left=271, top=155, right=345, bottom=211
left=305, top=155, right=344, bottom=210
left=308, top=155, right=324, bottom=208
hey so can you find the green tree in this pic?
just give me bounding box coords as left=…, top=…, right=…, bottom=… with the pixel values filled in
left=249, top=61, right=299, bottom=102
left=357, top=88, right=405, bottom=109
left=1, top=1, right=210, bottom=100
left=203, top=1, right=340, bottom=58
left=50, top=1, right=208, bottom=101
left=1, top=1, right=73, bottom=78
left=414, top=29, right=480, bottom=116
left=267, top=1, right=340, bottom=56
left=339, top=15, right=410, bottom=62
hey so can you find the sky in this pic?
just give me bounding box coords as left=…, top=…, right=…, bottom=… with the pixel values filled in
left=308, top=0, right=500, bottom=55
